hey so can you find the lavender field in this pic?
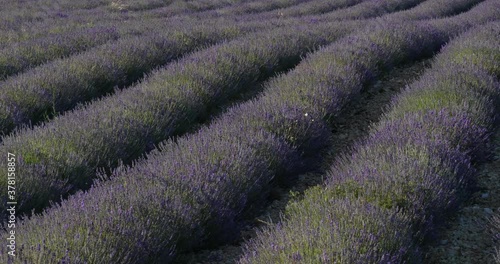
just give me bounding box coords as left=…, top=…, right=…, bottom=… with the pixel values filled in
left=0, top=0, right=499, bottom=263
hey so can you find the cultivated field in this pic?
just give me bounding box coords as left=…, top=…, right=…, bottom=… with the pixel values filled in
left=0, top=0, right=499, bottom=263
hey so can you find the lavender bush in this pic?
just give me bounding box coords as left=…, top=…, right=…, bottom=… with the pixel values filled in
left=240, top=19, right=499, bottom=264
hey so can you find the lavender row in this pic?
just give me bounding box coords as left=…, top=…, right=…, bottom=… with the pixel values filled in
left=105, top=0, right=252, bottom=18
left=0, top=0, right=228, bottom=31
left=0, top=19, right=265, bottom=136
left=0, top=7, right=480, bottom=262
left=383, top=0, right=484, bottom=21
left=314, top=0, right=483, bottom=22
left=0, top=0, right=109, bottom=31
left=0, top=8, right=239, bottom=46
left=0, top=26, right=122, bottom=80
left=0, top=0, right=244, bottom=45
left=256, top=0, right=365, bottom=18
left=144, top=0, right=253, bottom=17
left=241, top=0, right=478, bottom=25
left=240, top=19, right=500, bottom=264
left=313, top=0, right=425, bottom=21
left=203, top=0, right=314, bottom=16
left=0, top=5, right=160, bottom=46
left=0, top=21, right=357, bottom=219
left=212, top=0, right=418, bottom=22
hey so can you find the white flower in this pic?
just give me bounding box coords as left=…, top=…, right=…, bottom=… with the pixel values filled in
left=304, top=113, right=308, bottom=117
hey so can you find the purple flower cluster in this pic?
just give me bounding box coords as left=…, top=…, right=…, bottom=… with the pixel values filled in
left=240, top=17, right=499, bottom=264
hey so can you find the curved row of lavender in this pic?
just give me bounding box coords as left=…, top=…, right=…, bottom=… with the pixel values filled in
left=309, top=0, right=425, bottom=21
left=0, top=18, right=267, bottom=135
left=0, top=26, right=122, bottom=80
left=211, top=0, right=420, bottom=22
left=314, top=0, right=476, bottom=21
left=252, top=0, right=366, bottom=18
left=381, top=0, right=485, bottom=20
left=198, top=0, right=316, bottom=17
left=235, top=0, right=416, bottom=21
left=146, top=0, right=267, bottom=18
left=0, top=7, right=150, bottom=46
left=240, top=20, right=499, bottom=264
left=4, top=2, right=497, bottom=261
left=0, top=20, right=357, bottom=220
left=222, top=0, right=484, bottom=23
left=109, top=0, right=255, bottom=18
left=0, top=0, right=108, bottom=31
left=241, top=0, right=484, bottom=30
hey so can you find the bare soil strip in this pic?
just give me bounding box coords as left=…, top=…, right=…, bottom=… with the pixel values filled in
left=173, top=58, right=432, bottom=264
left=424, top=128, right=500, bottom=264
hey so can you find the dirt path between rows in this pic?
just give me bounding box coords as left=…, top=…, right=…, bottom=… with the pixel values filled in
left=173, top=58, right=432, bottom=264
left=424, top=127, right=500, bottom=264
